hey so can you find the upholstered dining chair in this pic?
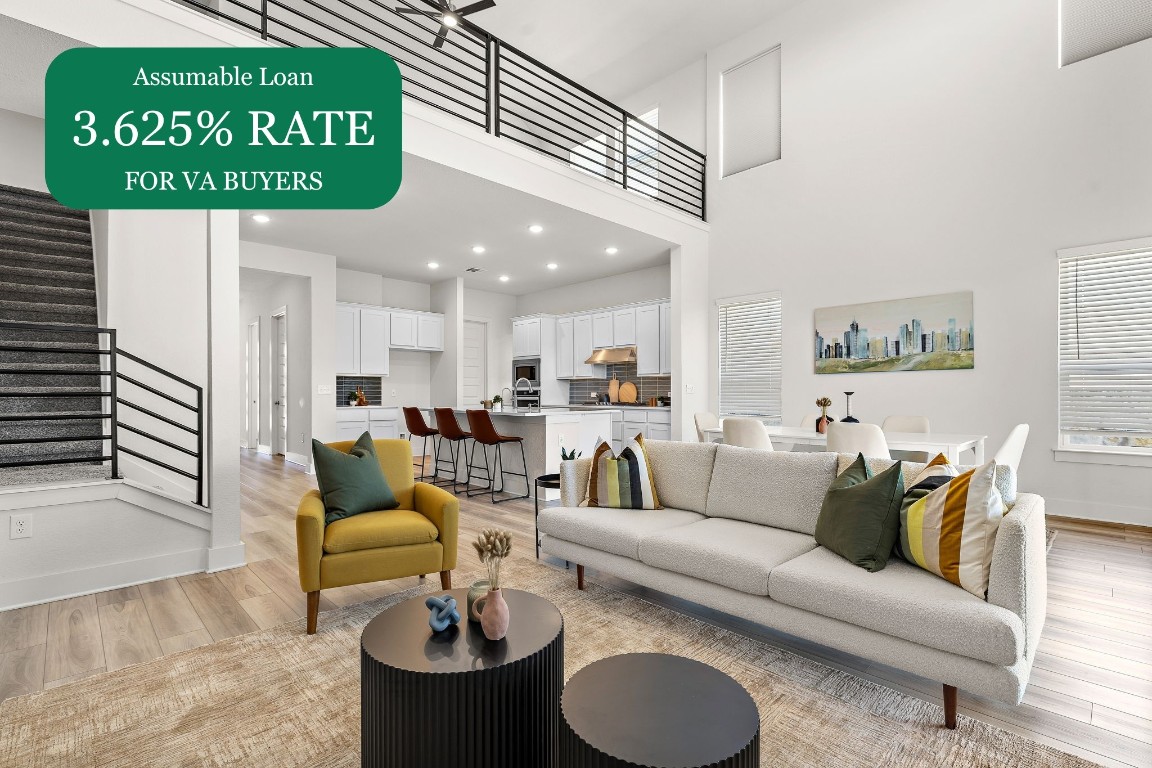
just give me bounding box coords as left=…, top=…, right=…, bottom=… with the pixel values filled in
left=694, top=412, right=720, bottom=442
left=993, top=424, right=1030, bottom=473
left=297, top=438, right=458, bottom=634
left=882, top=415, right=931, bottom=462
left=827, top=421, right=891, bottom=459
left=722, top=417, right=775, bottom=450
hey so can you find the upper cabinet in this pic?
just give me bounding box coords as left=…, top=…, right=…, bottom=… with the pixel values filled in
left=417, top=314, right=444, bottom=351
left=591, top=312, right=614, bottom=348
left=338, top=303, right=444, bottom=376
left=572, top=314, right=601, bottom=378
left=359, top=308, right=391, bottom=376
left=555, top=300, right=669, bottom=379
left=659, top=302, right=672, bottom=375
left=635, top=304, right=661, bottom=376
left=613, top=308, right=636, bottom=346
left=555, top=317, right=575, bottom=379
left=389, top=312, right=417, bottom=348
left=513, top=317, right=543, bottom=358
left=389, top=310, right=444, bottom=352
left=335, top=305, right=360, bottom=375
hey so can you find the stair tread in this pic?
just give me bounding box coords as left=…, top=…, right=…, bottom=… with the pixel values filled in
left=0, top=219, right=93, bottom=243
left=0, top=247, right=94, bottom=266
left=0, top=264, right=95, bottom=283
left=0, top=185, right=87, bottom=216
left=0, top=299, right=98, bottom=315
left=1, top=282, right=96, bottom=298
left=0, top=410, right=107, bottom=417
left=0, top=204, right=90, bottom=230
left=0, top=233, right=93, bottom=254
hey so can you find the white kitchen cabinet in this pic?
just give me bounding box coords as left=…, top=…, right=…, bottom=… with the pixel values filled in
left=622, top=418, right=648, bottom=441
left=572, top=314, right=605, bottom=378
left=417, top=315, right=444, bottom=351
left=389, top=312, right=417, bottom=348
left=613, top=308, right=636, bottom=346
left=335, top=421, right=367, bottom=441
left=659, top=302, right=672, bottom=375
left=635, top=304, right=661, bottom=376
left=335, top=305, right=360, bottom=374
left=555, top=317, right=574, bottom=379
left=591, top=312, right=614, bottom=349
left=513, top=317, right=542, bottom=358
left=359, top=308, right=390, bottom=376
left=648, top=424, right=672, bottom=441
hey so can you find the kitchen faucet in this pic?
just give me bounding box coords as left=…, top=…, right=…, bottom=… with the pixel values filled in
left=501, top=386, right=514, bottom=413
left=513, top=377, right=535, bottom=412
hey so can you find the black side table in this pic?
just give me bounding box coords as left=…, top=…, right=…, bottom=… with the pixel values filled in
left=559, top=653, right=760, bottom=768
left=361, top=588, right=564, bottom=768
left=534, top=472, right=562, bottom=558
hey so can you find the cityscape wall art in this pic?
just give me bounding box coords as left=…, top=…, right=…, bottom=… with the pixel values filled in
left=814, top=291, right=974, bottom=374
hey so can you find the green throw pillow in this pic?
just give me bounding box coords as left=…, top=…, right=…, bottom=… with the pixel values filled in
left=311, top=432, right=398, bottom=525
left=815, top=453, right=905, bottom=572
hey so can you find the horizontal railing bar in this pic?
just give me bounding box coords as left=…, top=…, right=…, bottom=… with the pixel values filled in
left=402, top=89, right=488, bottom=126
left=327, top=0, right=489, bottom=67
left=0, top=321, right=112, bottom=334
left=0, top=434, right=111, bottom=446
left=498, top=61, right=621, bottom=131
left=117, top=399, right=199, bottom=435
left=0, top=390, right=109, bottom=398
left=499, top=48, right=625, bottom=125
left=383, top=57, right=487, bottom=109
left=0, top=412, right=110, bottom=421
left=118, top=446, right=199, bottom=480
left=116, top=349, right=201, bottom=392
left=0, top=346, right=108, bottom=355
left=116, top=373, right=198, bottom=412
left=0, top=456, right=110, bottom=469
left=117, top=422, right=199, bottom=457
left=499, top=99, right=624, bottom=163
left=497, top=84, right=625, bottom=153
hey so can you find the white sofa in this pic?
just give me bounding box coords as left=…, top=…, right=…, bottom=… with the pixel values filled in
left=538, top=441, right=1048, bottom=728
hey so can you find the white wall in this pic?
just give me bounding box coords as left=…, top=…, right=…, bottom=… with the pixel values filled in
left=619, top=59, right=707, bottom=156
left=0, top=107, right=47, bottom=192
left=627, top=0, right=1152, bottom=524
left=430, top=278, right=464, bottom=408
left=335, top=267, right=432, bottom=311
left=515, top=264, right=672, bottom=316
left=464, top=288, right=518, bottom=399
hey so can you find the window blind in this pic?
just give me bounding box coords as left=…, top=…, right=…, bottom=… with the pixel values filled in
left=1058, top=247, right=1152, bottom=444
left=1060, top=0, right=1152, bottom=66
left=721, top=47, right=781, bottom=178
left=718, top=295, right=782, bottom=421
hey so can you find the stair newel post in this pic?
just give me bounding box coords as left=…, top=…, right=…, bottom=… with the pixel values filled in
left=196, top=386, right=204, bottom=507
left=108, top=329, right=119, bottom=480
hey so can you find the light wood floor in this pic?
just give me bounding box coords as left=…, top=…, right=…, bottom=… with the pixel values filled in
left=1, top=451, right=1149, bottom=766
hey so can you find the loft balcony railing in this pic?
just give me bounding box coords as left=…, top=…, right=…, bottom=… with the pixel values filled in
left=175, top=0, right=707, bottom=220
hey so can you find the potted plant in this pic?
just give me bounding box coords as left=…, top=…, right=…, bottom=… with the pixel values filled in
left=815, top=397, right=833, bottom=433
left=470, top=528, right=513, bottom=640
left=492, top=394, right=503, bottom=413
left=561, top=447, right=582, bottom=461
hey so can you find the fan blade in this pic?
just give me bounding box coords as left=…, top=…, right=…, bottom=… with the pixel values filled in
left=433, top=25, right=450, bottom=48
left=457, top=0, right=495, bottom=15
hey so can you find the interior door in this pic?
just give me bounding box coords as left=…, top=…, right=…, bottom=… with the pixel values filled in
left=246, top=319, right=260, bottom=448
left=274, top=312, right=288, bottom=456
left=463, top=320, right=487, bottom=407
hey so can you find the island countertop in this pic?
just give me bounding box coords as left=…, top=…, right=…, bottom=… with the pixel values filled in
left=418, top=407, right=600, bottom=422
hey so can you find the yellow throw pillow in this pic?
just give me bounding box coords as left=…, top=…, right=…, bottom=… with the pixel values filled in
left=910, top=453, right=960, bottom=485
left=585, top=434, right=662, bottom=510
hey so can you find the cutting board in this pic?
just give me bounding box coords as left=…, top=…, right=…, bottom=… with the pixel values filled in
left=608, top=374, right=620, bottom=403
left=619, top=381, right=638, bottom=403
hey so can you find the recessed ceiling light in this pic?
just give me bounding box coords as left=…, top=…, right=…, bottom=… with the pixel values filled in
left=499, top=275, right=510, bottom=282
left=251, top=214, right=271, bottom=224
left=546, top=263, right=558, bottom=270
left=427, top=262, right=439, bottom=269
left=528, top=224, right=544, bottom=234
left=605, top=246, right=618, bottom=255
left=472, top=245, right=486, bottom=254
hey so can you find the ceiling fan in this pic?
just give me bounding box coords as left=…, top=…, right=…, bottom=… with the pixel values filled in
left=396, top=0, right=496, bottom=49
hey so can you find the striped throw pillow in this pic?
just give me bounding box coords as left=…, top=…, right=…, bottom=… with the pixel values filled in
left=911, top=453, right=960, bottom=485
left=586, top=434, right=662, bottom=510
left=899, top=461, right=1005, bottom=598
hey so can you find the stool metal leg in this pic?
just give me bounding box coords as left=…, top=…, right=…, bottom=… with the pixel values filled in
left=490, top=440, right=531, bottom=504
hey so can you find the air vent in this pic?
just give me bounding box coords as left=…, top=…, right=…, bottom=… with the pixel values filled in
left=465, top=267, right=484, bottom=273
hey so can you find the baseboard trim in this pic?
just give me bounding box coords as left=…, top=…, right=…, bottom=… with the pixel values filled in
left=0, top=547, right=207, bottom=611
left=206, top=542, right=246, bottom=572
left=1045, top=497, right=1150, bottom=527
left=285, top=451, right=310, bottom=469
left=257, top=444, right=272, bottom=455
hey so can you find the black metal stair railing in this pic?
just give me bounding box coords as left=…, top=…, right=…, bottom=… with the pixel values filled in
left=175, top=0, right=707, bottom=220
left=0, top=321, right=206, bottom=506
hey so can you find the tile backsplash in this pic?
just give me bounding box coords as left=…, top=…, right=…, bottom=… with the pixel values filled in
left=337, top=376, right=382, bottom=406
left=567, top=363, right=672, bottom=404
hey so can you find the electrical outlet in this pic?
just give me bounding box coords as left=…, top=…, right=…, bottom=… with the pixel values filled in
left=391, top=389, right=397, bottom=397
left=685, top=384, right=696, bottom=394
left=558, top=433, right=566, bottom=447
left=10, top=514, right=31, bottom=539
left=317, top=384, right=332, bottom=395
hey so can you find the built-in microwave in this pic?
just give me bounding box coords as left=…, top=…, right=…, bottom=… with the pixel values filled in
left=513, top=359, right=540, bottom=386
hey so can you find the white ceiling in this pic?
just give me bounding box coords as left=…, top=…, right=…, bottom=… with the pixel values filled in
left=239, top=153, right=673, bottom=295
left=0, top=15, right=86, bottom=117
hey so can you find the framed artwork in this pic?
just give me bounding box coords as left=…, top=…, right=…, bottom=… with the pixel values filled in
left=815, top=291, right=974, bottom=374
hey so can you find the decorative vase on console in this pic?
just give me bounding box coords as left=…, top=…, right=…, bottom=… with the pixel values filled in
left=815, top=397, right=833, bottom=433
left=841, top=392, right=860, bottom=423
left=471, top=528, right=513, bottom=640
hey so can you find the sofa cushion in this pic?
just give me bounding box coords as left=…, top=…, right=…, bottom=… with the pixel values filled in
left=323, top=509, right=439, bottom=554
left=639, top=518, right=818, bottom=596
left=538, top=506, right=704, bottom=560
left=704, top=446, right=838, bottom=535
left=769, top=547, right=1023, bottom=665
left=312, top=433, right=399, bottom=524
left=642, top=440, right=718, bottom=514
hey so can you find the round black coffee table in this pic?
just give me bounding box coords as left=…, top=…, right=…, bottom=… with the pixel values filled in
left=560, top=653, right=759, bottom=768
left=361, top=588, right=563, bottom=768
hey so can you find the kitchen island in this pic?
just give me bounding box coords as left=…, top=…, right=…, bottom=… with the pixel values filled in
left=421, top=408, right=613, bottom=500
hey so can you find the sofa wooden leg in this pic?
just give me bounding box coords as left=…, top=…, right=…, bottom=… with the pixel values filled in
left=577, top=564, right=585, bottom=590
left=306, top=591, right=320, bottom=635
left=439, top=570, right=452, bottom=590
left=943, top=684, right=958, bottom=729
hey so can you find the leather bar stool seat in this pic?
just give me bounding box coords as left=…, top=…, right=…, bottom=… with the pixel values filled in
left=403, top=407, right=440, bottom=482
left=433, top=408, right=473, bottom=495
left=465, top=409, right=530, bottom=504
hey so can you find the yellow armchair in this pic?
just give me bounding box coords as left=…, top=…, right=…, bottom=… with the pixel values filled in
left=296, top=438, right=459, bottom=633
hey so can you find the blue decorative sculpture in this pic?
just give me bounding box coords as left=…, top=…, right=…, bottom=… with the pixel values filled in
left=425, top=594, right=461, bottom=633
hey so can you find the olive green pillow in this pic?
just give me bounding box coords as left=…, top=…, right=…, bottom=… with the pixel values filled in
left=311, top=432, right=398, bottom=525
left=815, top=453, right=905, bottom=572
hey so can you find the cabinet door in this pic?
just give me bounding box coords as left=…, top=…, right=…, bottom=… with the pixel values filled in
left=622, top=420, right=648, bottom=442
left=336, top=420, right=368, bottom=441
left=613, top=308, right=636, bottom=346
left=573, top=315, right=595, bottom=378
left=417, top=315, right=444, bottom=351
left=369, top=421, right=399, bottom=440
left=592, top=312, right=614, bottom=348
left=659, top=302, right=672, bottom=375
left=555, top=317, right=574, bottom=379
left=360, top=309, right=390, bottom=376
left=512, top=320, right=528, bottom=358
left=648, top=424, right=671, bottom=442
left=635, top=304, right=661, bottom=376
left=389, top=312, right=417, bottom=348
left=525, top=318, right=542, bottom=357
left=335, top=305, right=360, bottom=374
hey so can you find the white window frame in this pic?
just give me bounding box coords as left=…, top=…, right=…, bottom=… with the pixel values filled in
left=716, top=291, right=783, bottom=423
left=1054, top=235, right=1152, bottom=468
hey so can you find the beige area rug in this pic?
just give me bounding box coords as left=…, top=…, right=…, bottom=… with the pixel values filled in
left=0, top=559, right=1098, bottom=768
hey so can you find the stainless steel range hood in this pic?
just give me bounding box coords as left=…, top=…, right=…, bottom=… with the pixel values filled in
left=583, top=346, right=637, bottom=365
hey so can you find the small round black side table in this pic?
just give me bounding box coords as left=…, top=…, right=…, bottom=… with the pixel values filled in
left=534, top=472, right=562, bottom=558
left=361, top=588, right=563, bottom=768
left=559, top=653, right=760, bottom=768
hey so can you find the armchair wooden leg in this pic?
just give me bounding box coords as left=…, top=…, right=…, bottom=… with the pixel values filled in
left=943, top=684, right=958, bottom=729
left=419, top=574, right=426, bottom=580
left=439, top=570, right=452, bottom=589
left=306, top=590, right=320, bottom=635
left=577, top=564, right=585, bottom=590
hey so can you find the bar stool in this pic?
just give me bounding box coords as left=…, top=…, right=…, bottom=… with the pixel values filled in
left=465, top=409, right=530, bottom=504
left=403, top=407, right=439, bottom=482
left=433, top=408, right=472, bottom=495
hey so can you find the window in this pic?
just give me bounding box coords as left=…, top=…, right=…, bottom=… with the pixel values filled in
left=718, top=294, right=782, bottom=421
left=569, top=108, right=659, bottom=198
left=1058, top=240, right=1152, bottom=453
left=721, top=47, right=781, bottom=178
left=1060, top=0, right=1152, bottom=66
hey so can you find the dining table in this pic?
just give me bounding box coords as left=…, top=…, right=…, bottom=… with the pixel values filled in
left=701, top=424, right=986, bottom=465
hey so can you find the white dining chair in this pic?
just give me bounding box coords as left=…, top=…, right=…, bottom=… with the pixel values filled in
left=827, top=422, right=890, bottom=459
left=722, top=418, right=775, bottom=450
left=993, top=424, right=1030, bottom=473
left=694, top=412, right=720, bottom=443
left=882, top=415, right=931, bottom=462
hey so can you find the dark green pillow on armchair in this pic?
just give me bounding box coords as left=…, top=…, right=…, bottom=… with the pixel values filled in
left=815, top=453, right=905, bottom=572
left=311, top=432, right=398, bottom=524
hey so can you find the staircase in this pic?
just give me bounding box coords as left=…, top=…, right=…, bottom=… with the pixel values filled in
left=0, top=183, right=108, bottom=486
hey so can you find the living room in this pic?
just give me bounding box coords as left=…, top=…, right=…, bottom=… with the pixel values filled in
left=0, top=0, right=1150, bottom=766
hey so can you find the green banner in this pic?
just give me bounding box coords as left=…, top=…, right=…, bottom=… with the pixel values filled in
left=45, top=48, right=401, bottom=209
